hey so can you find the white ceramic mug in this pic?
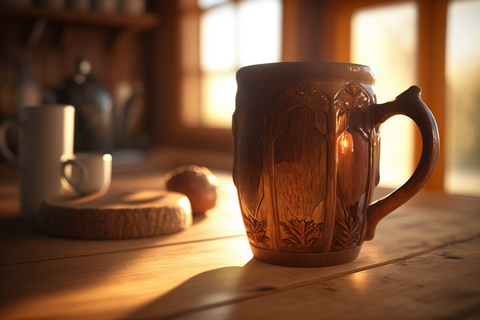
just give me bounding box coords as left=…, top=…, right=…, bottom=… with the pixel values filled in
left=0, top=105, right=75, bottom=221
left=61, top=153, right=112, bottom=195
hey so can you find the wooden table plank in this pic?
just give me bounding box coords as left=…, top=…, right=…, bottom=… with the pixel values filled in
left=2, top=162, right=480, bottom=320
left=0, top=236, right=253, bottom=320
left=173, top=237, right=480, bottom=320
left=1, top=205, right=479, bottom=320
left=2, top=167, right=479, bottom=265
left=0, top=171, right=246, bottom=265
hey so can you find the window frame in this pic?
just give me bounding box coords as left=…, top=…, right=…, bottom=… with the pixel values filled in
left=148, top=0, right=234, bottom=153
left=151, top=0, right=449, bottom=191
left=151, top=0, right=317, bottom=154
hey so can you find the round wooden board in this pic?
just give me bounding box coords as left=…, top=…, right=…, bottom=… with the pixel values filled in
left=36, top=189, right=192, bottom=239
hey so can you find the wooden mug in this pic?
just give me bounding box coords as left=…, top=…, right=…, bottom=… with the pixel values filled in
left=232, top=62, right=439, bottom=267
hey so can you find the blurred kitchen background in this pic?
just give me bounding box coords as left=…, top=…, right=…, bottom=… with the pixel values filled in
left=0, top=0, right=479, bottom=197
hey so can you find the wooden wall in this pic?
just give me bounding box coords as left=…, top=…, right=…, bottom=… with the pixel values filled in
left=0, top=3, right=157, bottom=150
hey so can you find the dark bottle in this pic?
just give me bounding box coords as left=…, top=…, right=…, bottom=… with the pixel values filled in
left=56, top=59, right=114, bottom=153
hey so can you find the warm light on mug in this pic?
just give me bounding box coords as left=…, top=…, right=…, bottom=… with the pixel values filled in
left=340, top=132, right=353, bottom=154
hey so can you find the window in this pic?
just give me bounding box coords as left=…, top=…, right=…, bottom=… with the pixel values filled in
left=445, top=0, right=480, bottom=197
left=170, top=0, right=480, bottom=196
left=180, top=0, right=282, bottom=128
left=336, top=0, right=479, bottom=196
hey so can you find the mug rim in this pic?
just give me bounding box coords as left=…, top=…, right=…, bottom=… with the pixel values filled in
left=236, top=62, right=376, bottom=86
left=61, top=153, right=112, bottom=161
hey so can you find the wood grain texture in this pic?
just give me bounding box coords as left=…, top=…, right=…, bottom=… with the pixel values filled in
left=1, top=163, right=479, bottom=320
left=125, top=207, right=480, bottom=320
left=174, top=237, right=480, bottom=320
left=1, top=203, right=479, bottom=320
left=36, top=189, right=192, bottom=239
left=0, top=170, right=246, bottom=265
left=233, top=62, right=439, bottom=267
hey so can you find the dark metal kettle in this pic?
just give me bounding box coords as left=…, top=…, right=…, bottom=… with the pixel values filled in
left=55, top=59, right=114, bottom=153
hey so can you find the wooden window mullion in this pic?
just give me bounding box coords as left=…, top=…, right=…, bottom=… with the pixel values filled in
left=417, top=0, right=448, bottom=191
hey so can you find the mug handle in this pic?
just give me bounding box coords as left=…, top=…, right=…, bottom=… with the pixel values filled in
left=366, top=86, right=440, bottom=240
left=0, top=119, right=19, bottom=167
left=61, top=159, right=88, bottom=190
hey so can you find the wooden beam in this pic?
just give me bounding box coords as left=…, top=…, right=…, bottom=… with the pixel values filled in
left=417, top=0, right=448, bottom=190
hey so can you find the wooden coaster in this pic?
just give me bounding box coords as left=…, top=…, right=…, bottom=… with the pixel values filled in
left=36, top=189, right=192, bottom=239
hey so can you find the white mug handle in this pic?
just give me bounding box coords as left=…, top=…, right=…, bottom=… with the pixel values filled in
left=61, top=159, right=88, bottom=190
left=0, top=119, right=19, bottom=167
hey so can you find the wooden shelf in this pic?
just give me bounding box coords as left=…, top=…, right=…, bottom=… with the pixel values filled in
left=0, top=4, right=160, bottom=54
left=0, top=4, right=160, bottom=30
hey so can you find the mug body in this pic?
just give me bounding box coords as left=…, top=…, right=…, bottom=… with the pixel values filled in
left=19, top=105, right=75, bottom=221
left=63, top=153, right=112, bottom=195
left=233, top=62, right=380, bottom=267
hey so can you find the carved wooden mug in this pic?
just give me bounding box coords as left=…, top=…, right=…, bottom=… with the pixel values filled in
left=232, top=62, right=439, bottom=267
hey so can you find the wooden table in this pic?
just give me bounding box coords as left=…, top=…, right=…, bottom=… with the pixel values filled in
left=1, top=161, right=480, bottom=320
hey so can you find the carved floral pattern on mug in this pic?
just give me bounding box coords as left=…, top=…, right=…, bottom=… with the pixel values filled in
left=280, top=217, right=323, bottom=252
left=334, top=83, right=371, bottom=113
left=243, top=215, right=270, bottom=248
left=332, top=214, right=364, bottom=251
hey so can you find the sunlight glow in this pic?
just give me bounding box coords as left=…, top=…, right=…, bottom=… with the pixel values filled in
left=445, top=0, right=480, bottom=196
left=198, top=0, right=282, bottom=128
left=197, top=0, right=227, bottom=9
left=200, top=3, right=236, bottom=73
left=350, top=271, right=369, bottom=290
left=238, top=0, right=282, bottom=66
left=351, top=2, right=417, bottom=189
left=201, top=72, right=237, bottom=127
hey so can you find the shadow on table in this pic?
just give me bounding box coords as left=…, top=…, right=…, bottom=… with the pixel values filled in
left=123, top=258, right=309, bottom=320
left=0, top=211, right=216, bottom=316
